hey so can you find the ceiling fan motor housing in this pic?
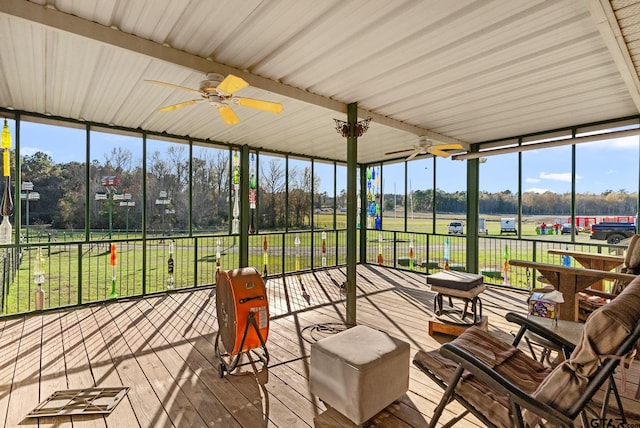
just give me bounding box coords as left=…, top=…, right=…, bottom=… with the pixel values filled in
left=200, top=73, right=225, bottom=92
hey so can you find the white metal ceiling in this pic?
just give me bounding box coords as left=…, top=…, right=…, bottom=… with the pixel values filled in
left=0, top=0, right=637, bottom=164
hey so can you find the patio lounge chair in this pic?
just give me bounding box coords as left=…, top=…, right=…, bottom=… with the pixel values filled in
left=413, top=276, right=640, bottom=427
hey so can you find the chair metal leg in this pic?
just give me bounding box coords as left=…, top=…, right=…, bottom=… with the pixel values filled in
left=510, top=402, right=525, bottom=428
left=441, top=410, right=470, bottom=428
left=605, top=375, right=626, bottom=424
left=429, top=365, right=464, bottom=428
left=524, top=336, right=539, bottom=361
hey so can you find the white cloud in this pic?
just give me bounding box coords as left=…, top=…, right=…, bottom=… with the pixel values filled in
left=525, top=187, right=549, bottom=194
left=525, top=177, right=540, bottom=183
left=539, top=172, right=571, bottom=182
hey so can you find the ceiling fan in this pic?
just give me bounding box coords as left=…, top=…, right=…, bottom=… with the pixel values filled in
left=146, top=73, right=283, bottom=125
left=384, top=137, right=463, bottom=160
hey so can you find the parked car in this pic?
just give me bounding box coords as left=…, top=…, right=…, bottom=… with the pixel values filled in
left=560, top=223, right=578, bottom=235
left=448, top=221, right=464, bottom=234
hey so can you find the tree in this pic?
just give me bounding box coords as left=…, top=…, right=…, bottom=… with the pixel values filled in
left=260, top=158, right=286, bottom=229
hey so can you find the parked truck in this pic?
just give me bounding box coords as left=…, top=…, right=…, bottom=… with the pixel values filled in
left=590, top=222, right=637, bottom=244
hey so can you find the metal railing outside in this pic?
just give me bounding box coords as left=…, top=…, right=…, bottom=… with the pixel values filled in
left=1, top=228, right=623, bottom=316
left=364, top=230, right=623, bottom=292
left=0, top=229, right=348, bottom=316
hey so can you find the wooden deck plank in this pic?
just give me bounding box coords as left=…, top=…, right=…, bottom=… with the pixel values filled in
left=102, top=300, right=211, bottom=427
left=281, top=273, right=481, bottom=426
left=73, top=306, right=137, bottom=428
left=0, top=317, right=25, bottom=427
left=263, top=270, right=455, bottom=427
left=5, top=314, right=42, bottom=426
left=137, top=292, right=268, bottom=427
left=90, top=303, right=173, bottom=428
left=37, top=312, right=72, bottom=427
left=171, top=287, right=315, bottom=427
left=0, top=265, right=639, bottom=426
left=120, top=295, right=242, bottom=427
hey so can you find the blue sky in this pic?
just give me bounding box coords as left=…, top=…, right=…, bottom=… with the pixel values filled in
left=12, top=120, right=640, bottom=196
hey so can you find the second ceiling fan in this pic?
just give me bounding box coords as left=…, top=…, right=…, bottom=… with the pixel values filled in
left=384, top=137, right=462, bottom=160
left=146, top=73, right=283, bottom=125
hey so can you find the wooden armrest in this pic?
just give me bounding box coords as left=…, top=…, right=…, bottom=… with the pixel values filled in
left=547, top=249, right=624, bottom=263
left=509, top=259, right=636, bottom=281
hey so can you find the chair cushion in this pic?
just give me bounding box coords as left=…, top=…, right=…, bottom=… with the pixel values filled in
left=414, top=327, right=552, bottom=428
left=531, top=276, right=640, bottom=419
left=427, top=271, right=484, bottom=291
left=625, top=234, right=640, bottom=274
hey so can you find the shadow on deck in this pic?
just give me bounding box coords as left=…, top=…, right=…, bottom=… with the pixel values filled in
left=0, top=265, right=637, bottom=427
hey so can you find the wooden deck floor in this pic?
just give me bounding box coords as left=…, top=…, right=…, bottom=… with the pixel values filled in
left=0, top=265, right=639, bottom=427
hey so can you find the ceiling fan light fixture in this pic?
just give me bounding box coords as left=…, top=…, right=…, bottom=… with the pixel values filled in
left=207, top=94, right=223, bottom=106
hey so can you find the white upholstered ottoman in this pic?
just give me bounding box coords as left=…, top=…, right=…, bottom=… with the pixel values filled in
left=309, top=325, right=410, bottom=425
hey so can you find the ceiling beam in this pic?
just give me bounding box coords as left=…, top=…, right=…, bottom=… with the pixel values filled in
left=585, top=0, right=640, bottom=113
left=0, top=0, right=467, bottom=148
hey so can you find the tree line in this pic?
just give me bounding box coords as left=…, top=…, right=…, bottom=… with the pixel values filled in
left=15, top=149, right=638, bottom=234
left=410, top=188, right=637, bottom=216
left=18, top=149, right=319, bottom=233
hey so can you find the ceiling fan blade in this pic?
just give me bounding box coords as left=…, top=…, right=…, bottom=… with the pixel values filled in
left=145, top=80, right=201, bottom=94
left=217, top=75, right=249, bottom=95
left=218, top=105, right=241, bottom=125
left=158, top=99, right=202, bottom=112
left=433, top=143, right=463, bottom=151
left=406, top=151, right=419, bottom=161
left=236, top=97, right=283, bottom=113
left=384, top=148, right=415, bottom=156
left=430, top=148, right=452, bottom=158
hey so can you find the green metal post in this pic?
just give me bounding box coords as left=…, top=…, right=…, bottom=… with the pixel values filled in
left=85, top=124, right=90, bottom=242
left=188, top=140, right=193, bottom=236
left=432, top=158, right=437, bottom=234
left=81, top=123, right=89, bottom=299
left=141, top=133, right=147, bottom=295
left=404, top=160, right=408, bottom=232
left=239, top=145, right=250, bottom=267
left=255, top=151, right=260, bottom=234
left=518, top=139, right=523, bottom=238
left=228, top=148, right=233, bottom=234
left=346, top=103, right=358, bottom=326
left=335, top=162, right=340, bottom=267
left=466, top=155, right=480, bottom=273
left=571, top=129, right=577, bottom=240
left=359, top=166, right=367, bottom=263
left=310, top=159, right=315, bottom=268
left=14, top=115, right=20, bottom=245
left=285, top=156, right=289, bottom=232
left=77, top=243, right=82, bottom=305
